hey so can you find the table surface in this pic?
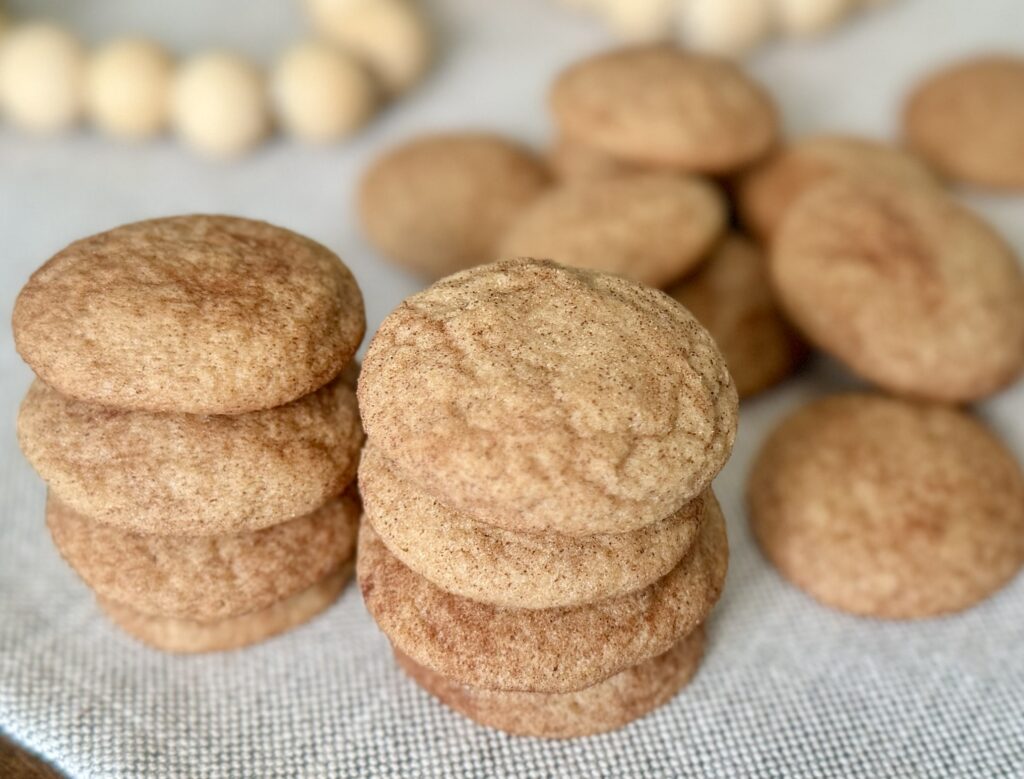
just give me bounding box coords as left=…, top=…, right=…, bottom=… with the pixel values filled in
left=1, top=1, right=1023, bottom=778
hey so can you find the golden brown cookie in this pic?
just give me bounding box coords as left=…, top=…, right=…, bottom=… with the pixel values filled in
left=747, top=394, right=1024, bottom=619
left=18, top=376, right=363, bottom=536
left=47, top=489, right=360, bottom=621
left=101, top=562, right=352, bottom=653
left=550, top=45, right=778, bottom=174
left=13, top=215, right=365, bottom=415
left=549, top=136, right=650, bottom=182
left=396, top=627, right=705, bottom=738
left=736, top=135, right=938, bottom=241
left=358, top=258, right=738, bottom=536
left=771, top=177, right=1024, bottom=402
left=360, top=443, right=709, bottom=609
left=498, top=173, right=727, bottom=288
left=357, top=498, right=727, bottom=693
left=668, top=234, right=806, bottom=398
left=904, top=55, right=1024, bottom=190
left=358, top=133, right=552, bottom=279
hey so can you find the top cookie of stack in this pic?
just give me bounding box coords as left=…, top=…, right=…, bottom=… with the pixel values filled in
left=357, top=258, right=737, bottom=737
left=14, top=215, right=367, bottom=651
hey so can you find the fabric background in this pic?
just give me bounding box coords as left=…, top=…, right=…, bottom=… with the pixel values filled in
left=1, top=0, right=1023, bottom=776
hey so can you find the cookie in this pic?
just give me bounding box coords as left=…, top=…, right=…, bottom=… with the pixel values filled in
left=771, top=177, right=1024, bottom=402
left=358, top=133, right=551, bottom=279
left=904, top=55, right=1024, bottom=190
left=47, top=489, right=360, bottom=621
left=747, top=394, right=1024, bottom=619
left=736, top=135, right=938, bottom=240
left=396, top=627, right=705, bottom=738
left=498, top=173, right=727, bottom=289
left=550, top=45, right=778, bottom=174
left=101, top=562, right=352, bottom=653
left=360, top=443, right=709, bottom=609
left=358, top=259, right=738, bottom=536
left=357, top=498, right=727, bottom=693
left=13, top=215, right=365, bottom=414
left=19, top=375, right=363, bottom=536
left=668, top=234, right=806, bottom=398
left=549, top=136, right=649, bottom=182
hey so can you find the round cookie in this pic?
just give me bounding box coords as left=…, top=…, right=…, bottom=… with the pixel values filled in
left=13, top=215, right=365, bottom=414
left=904, top=55, right=1024, bottom=190
left=396, top=627, right=705, bottom=738
left=748, top=394, right=1024, bottom=619
left=358, top=258, right=738, bottom=536
left=101, top=562, right=352, bottom=653
left=360, top=443, right=709, bottom=609
left=19, top=376, right=363, bottom=536
left=498, top=173, right=727, bottom=289
left=549, top=136, right=650, bottom=182
left=668, top=234, right=806, bottom=398
left=48, top=490, right=360, bottom=621
left=549, top=45, right=778, bottom=174
left=357, top=498, right=728, bottom=693
left=359, top=133, right=551, bottom=279
left=771, top=177, right=1024, bottom=402
left=736, top=135, right=938, bottom=240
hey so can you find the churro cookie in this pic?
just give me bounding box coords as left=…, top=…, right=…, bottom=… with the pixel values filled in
left=668, top=234, right=805, bottom=398
left=550, top=45, right=778, bottom=174
left=549, top=136, right=649, bottom=182
left=357, top=500, right=727, bottom=693
left=396, top=627, right=705, bottom=739
left=748, top=394, right=1024, bottom=619
left=101, top=562, right=352, bottom=653
left=737, top=135, right=937, bottom=240
left=498, top=173, right=727, bottom=288
left=359, top=133, right=551, bottom=278
left=19, top=376, right=363, bottom=535
left=358, top=259, right=737, bottom=536
left=904, top=55, right=1024, bottom=189
left=360, top=443, right=709, bottom=609
left=12, top=215, right=365, bottom=414
left=772, top=177, right=1024, bottom=402
left=47, top=490, right=360, bottom=621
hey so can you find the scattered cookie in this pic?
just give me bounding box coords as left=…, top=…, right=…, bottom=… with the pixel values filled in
left=357, top=501, right=727, bottom=692
left=498, top=173, right=727, bottom=288
left=549, top=135, right=649, bottom=182
left=549, top=45, right=778, bottom=174
left=13, top=215, right=365, bottom=415
left=359, top=133, right=551, bottom=278
left=748, top=394, right=1024, bottom=619
left=360, top=443, right=709, bottom=609
left=396, top=627, right=705, bottom=738
left=19, top=376, right=363, bottom=536
left=101, top=562, right=352, bottom=653
left=358, top=258, right=738, bottom=536
left=904, top=55, right=1024, bottom=190
left=737, top=134, right=938, bottom=240
left=668, top=234, right=806, bottom=398
left=771, top=177, right=1024, bottom=402
left=47, top=490, right=360, bottom=621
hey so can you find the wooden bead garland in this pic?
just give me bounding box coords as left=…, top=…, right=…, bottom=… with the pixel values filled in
left=0, top=0, right=432, bottom=158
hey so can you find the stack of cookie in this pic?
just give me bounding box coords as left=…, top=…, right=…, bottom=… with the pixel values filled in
left=13, top=215, right=366, bottom=653
left=356, top=258, right=737, bottom=738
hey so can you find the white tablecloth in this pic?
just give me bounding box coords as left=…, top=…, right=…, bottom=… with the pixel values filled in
left=1, top=0, right=1022, bottom=776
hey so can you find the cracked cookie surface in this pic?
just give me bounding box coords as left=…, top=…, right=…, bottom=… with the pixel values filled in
left=358, top=258, right=738, bottom=535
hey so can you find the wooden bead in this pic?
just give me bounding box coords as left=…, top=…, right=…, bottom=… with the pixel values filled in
left=86, top=38, right=173, bottom=140
left=271, top=41, right=376, bottom=143
left=681, top=0, right=774, bottom=56
left=0, top=23, right=85, bottom=133
left=304, top=0, right=431, bottom=94
left=600, top=0, right=675, bottom=40
left=773, top=0, right=853, bottom=37
left=170, top=52, right=269, bottom=158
